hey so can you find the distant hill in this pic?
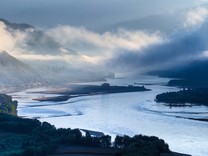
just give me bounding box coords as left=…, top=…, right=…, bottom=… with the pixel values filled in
left=0, top=51, right=42, bottom=88
left=0, top=51, right=30, bottom=69
left=0, top=18, right=33, bottom=30
left=0, top=18, right=109, bottom=87
left=153, top=60, right=208, bottom=79
left=0, top=18, right=77, bottom=55
left=104, top=12, right=185, bottom=34
left=150, top=59, right=208, bottom=87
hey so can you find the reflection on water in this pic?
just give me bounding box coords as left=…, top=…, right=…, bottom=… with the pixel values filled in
left=10, top=76, right=208, bottom=156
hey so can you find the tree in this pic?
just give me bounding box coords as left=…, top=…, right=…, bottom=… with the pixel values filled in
left=101, top=83, right=110, bottom=88
left=100, top=135, right=111, bottom=147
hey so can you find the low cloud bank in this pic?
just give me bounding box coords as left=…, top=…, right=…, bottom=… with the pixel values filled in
left=109, top=6, right=208, bottom=73
left=46, top=7, right=208, bottom=75
left=0, top=21, right=26, bottom=53
left=184, top=7, right=208, bottom=27
left=47, top=26, right=163, bottom=64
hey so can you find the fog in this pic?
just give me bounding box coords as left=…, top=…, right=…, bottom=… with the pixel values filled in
left=0, top=20, right=107, bottom=87
left=108, top=22, right=208, bottom=74
left=45, top=7, right=208, bottom=76
left=1, top=5, right=208, bottom=85
left=47, top=26, right=163, bottom=63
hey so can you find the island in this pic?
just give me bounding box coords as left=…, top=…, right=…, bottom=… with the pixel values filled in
left=0, top=94, right=189, bottom=156
left=32, top=83, right=150, bottom=102
left=53, top=83, right=150, bottom=95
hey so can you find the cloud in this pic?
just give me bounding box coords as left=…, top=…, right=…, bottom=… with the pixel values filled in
left=184, top=7, right=208, bottom=27
left=108, top=21, right=208, bottom=74
left=200, top=50, right=208, bottom=58
left=0, top=21, right=70, bottom=63
left=47, top=26, right=163, bottom=63
left=0, top=21, right=26, bottom=52
left=46, top=20, right=208, bottom=75
left=0, top=21, right=98, bottom=76
left=1, top=20, right=137, bottom=83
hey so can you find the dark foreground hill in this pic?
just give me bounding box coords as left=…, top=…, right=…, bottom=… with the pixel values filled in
left=0, top=114, right=172, bottom=156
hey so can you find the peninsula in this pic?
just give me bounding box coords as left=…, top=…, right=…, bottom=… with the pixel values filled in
left=156, top=88, right=208, bottom=106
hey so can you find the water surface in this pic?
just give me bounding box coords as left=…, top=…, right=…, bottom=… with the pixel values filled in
left=11, top=76, right=208, bottom=156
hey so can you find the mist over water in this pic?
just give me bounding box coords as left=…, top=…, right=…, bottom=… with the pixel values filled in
left=11, top=76, right=208, bottom=156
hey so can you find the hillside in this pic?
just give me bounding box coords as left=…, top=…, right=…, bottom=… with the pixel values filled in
left=0, top=51, right=41, bottom=88
left=104, top=12, right=184, bottom=33
left=0, top=18, right=75, bottom=56
left=150, top=59, right=208, bottom=87
left=0, top=18, right=109, bottom=87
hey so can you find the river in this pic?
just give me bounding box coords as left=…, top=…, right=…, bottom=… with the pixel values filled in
left=10, top=76, right=208, bottom=156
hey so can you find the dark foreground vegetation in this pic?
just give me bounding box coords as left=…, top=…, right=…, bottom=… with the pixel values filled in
left=114, top=135, right=170, bottom=156
left=0, top=113, right=173, bottom=156
left=0, top=94, right=17, bottom=115
left=0, top=94, right=188, bottom=156
left=156, top=88, right=208, bottom=106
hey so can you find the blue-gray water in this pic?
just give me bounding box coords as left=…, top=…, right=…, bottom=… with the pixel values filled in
left=11, top=76, right=208, bottom=156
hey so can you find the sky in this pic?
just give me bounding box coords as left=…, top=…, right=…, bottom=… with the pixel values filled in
left=0, top=0, right=206, bottom=30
